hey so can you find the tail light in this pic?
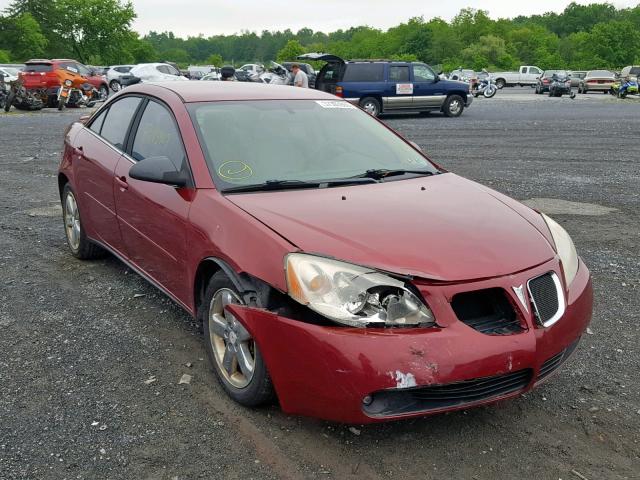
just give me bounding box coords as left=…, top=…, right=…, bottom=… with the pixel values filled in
left=335, top=85, right=343, bottom=97
left=543, top=79, right=549, bottom=84
left=587, top=80, right=597, bottom=84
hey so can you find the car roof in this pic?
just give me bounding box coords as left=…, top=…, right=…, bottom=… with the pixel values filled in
left=125, top=81, right=337, bottom=103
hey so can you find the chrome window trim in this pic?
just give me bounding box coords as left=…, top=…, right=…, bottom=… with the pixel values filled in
left=527, top=271, right=566, bottom=328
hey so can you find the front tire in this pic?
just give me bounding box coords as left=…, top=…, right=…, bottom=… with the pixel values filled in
left=442, top=95, right=464, bottom=117
left=61, top=184, right=104, bottom=259
left=359, top=96, right=381, bottom=117
left=57, top=98, right=65, bottom=111
left=483, top=86, right=497, bottom=98
left=98, top=85, right=108, bottom=100
left=201, top=271, right=274, bottom=407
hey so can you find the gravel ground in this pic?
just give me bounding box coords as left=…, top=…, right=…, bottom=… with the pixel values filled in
left=0, top=88, right=638, bottom=480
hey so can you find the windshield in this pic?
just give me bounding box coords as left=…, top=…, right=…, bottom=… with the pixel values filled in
left=3, top=67, right=20, bottom=76
left=24, top=63, right=52, bottom=72
left=189, top=100, right=436, bottom=190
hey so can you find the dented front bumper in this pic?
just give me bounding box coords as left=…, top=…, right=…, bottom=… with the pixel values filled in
left=227, top=259, right=593, bottom=424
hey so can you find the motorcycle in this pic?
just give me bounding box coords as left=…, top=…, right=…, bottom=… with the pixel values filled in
left=3, top=79, right=45, bottom=112
left=611, top=78, right=639, bottom=98
left=548, top=73, right=576, bottom=98
left=472, top=71, right=497, bottom=98
left=0, top=76, right=8, bottom=110
left=56, top=67, right=102, bottom=111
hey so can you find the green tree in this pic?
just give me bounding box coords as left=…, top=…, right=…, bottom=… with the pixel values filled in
left=276, top=39, right=305, bottom=62
left=51, top=0, right=136, bottom=64
left=206, top=53, right=223, bottom=66
left=0, top=49, right=10, bottom=63
left=10, top=13, right=48, bottom=60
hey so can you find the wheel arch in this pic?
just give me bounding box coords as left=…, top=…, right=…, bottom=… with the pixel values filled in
left=58, top=172, right=70, bottom=200
left=193, top=257, right=274, bottom=314
left=359, top=94, right=383, bottom=111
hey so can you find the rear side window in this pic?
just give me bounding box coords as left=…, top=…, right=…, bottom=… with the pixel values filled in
left=389, top=66, right=410, bottom=82
left=100, top=97, right=142, bottom=150
left=24, top=64, right=52, bottom=72
left=115, top=66, right=131, bottom=73
left=131, top=101, right=186, bottom=171
left=343, top=63, right=384, bottom=82
left=89, top=109, right=107, bottom=134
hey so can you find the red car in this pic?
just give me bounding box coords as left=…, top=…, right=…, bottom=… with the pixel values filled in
left=58, top=82, right=593, bottom=423
left=21, top=59, right=109, bottom=106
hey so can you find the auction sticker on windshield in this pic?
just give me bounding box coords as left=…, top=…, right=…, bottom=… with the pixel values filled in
left=315, top=100, right=356, bottom=109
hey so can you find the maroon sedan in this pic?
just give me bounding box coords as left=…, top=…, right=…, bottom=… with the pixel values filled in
left=58, top=82, right=593, bottom=423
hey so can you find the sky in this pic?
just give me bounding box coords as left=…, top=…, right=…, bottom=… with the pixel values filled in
left=1, top=0, right=638, bottom=37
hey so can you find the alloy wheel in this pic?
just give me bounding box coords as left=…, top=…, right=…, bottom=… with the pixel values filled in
left=208, top=289, right=255, bottom=389
left=449, top=98, right=462, bottom=115
left=64, top=192, right=81, bottom=251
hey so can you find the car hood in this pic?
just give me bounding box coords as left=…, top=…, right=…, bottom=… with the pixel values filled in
left=226, top=174, right=555, bottom=281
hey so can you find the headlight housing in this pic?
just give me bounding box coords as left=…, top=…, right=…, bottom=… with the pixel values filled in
left=541, top=213, right=579, bottom=286
left=285, top=253, right=436, bottom=328
left=64, top=79, right=73, bottom=87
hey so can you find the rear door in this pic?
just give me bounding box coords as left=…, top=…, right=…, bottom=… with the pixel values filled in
left=412, top=63, right=444, bottom=108
left=113, top=98, right=192, bottom=304
left=385, top=64, right=413, bottom=109
left=299, top=53, right=345, bottom=93
left=74, top=96, right=142, bottom=253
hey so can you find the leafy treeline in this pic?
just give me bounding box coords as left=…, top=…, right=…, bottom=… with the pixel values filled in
left=1, top=1, right=640, bottom=70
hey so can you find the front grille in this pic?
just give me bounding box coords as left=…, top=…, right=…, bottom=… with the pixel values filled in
left=528, top=272, right=561, bottom=326
left=537, top=339, right=580, bottom=382
left=451, top=288, right=524, bottom=335
left=363, top=369, right=532, bottom=417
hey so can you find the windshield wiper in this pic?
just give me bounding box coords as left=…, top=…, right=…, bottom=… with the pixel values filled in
left=354, top=168, right=438, bottom=180
left=221, top=177, right=378, bottom=194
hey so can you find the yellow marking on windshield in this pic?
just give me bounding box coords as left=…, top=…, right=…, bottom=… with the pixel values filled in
left=218, top=161, right=253, bottom=182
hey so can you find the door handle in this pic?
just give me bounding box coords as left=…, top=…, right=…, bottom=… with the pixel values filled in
left=115, top=175, right=128, bottom=190
left=73, top=146, right=84, bottom=156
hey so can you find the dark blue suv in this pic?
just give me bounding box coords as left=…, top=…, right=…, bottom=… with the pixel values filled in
left=299, top=53, right=472, bottom=117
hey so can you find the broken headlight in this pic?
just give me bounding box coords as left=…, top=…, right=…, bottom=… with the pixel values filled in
left=285, top=253, right=436, bottom=327
left=541, top=213, right=579, bottom=286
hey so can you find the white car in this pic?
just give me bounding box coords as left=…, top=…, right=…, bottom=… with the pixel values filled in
left=201, top=71, right=221, bottom=81
left=0, top=66, right=21, bottom=83
left=237, top=63, right=264, bottom=77
left=106, top=65, right=135, bottom=92
left=128, top=63, right=189, bottom=83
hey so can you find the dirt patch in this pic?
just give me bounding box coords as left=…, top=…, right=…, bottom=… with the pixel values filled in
left=522, top=197, right=617, bottom=216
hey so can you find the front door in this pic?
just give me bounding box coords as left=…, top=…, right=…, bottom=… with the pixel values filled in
left=412, top=64, right=445, bottom=108
left=113, top=99, right=192, bottom=305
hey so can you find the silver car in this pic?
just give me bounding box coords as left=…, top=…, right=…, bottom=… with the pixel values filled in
left=106, top=65, right=135, bottom=92
left=578, top=70, right=616, bottom=94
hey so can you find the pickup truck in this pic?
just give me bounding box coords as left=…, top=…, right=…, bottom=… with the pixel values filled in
left=490, top=66, right=543, bottom=89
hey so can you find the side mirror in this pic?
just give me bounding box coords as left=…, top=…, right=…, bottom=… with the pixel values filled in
left=129, top=156, right=188, bottom=187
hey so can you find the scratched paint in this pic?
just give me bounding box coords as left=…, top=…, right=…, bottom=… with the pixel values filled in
left=393, top=370, right=417, bottom=389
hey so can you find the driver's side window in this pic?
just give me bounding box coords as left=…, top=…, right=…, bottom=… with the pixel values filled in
left=131, top=100, right=187, bottom=173
left=413, top=64, right=435, bottom=82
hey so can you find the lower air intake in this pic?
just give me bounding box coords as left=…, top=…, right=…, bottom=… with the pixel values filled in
left=363, top=369, right=533, bottom=417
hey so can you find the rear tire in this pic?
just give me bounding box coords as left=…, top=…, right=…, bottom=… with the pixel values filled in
left=61, top=184, right=105, bottom=260
left=359, top=97, right=381, bottom=117
left=109, top=80, right=121, bottom=92
left=483, top=86, right=496, bottom=98
left=200, top=271, right=275, bottom=407
left=442, top=95, right=464, bottom=117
